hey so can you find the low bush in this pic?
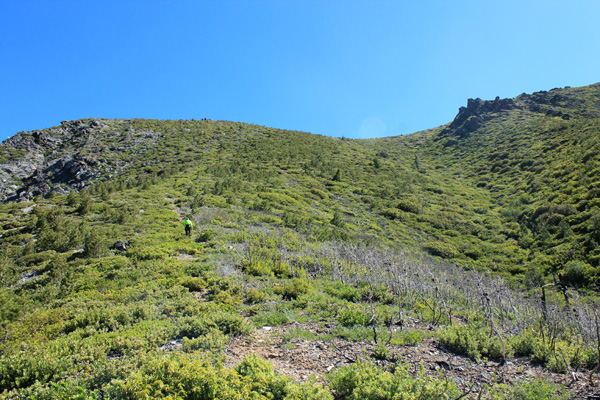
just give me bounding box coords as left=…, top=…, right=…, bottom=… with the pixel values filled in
left=337, top=306, right=372, bottom=327
left=490, top=380, right=569, bottom=400
left=234, top=354, right=289, bottom=399
left=327, top=359, right=460, bottom=399
left=242, top=257, right=273, bottom=277
left=281, top=328, right=319, bottom=342
left=196, top=228, right=216, bottom=242
left=246, top=287, right=268, bottom=304
left=0, top=342, right=74, bottom=392
left=181, top=328, right=228, bottom=354
left=324, top=281, right=361, bottom=302
left=511, top=328, right=598, bottom=373
left=422, top=241, right=459, bottom=259
left=179, top=276, right=208, bottom=292
left=253, top=311, right=290, bottom=327
left=332, top=325, right=374, bottom=342
left=372, top=343, right=391, bottom=360
left=106, top=353, right=251, bottom=399
left=396, top=199, right=420, bottom=214
left=90, top=255, right=132, bottom=273
left=177, top=310, right=252, bottom=339
left=390, top=329, right=425, bottom=346
left=282, top=278, right=311, bottom=300
left=360, top=284, right=395, bottom=304
left=126, top=246, right=170, bottom=261
left=380, top=208, right=408, bottom=221
left=437, top=322, right=510, bottom=361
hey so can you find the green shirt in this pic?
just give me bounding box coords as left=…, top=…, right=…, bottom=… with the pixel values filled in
left=184, top=219, right=193, bottom=228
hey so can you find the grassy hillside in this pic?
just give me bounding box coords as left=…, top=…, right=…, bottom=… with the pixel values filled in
left=1, top=83, right=600, bottom=398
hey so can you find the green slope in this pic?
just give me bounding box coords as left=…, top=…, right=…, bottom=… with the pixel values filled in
left=1, top=83, right=599, bottom=398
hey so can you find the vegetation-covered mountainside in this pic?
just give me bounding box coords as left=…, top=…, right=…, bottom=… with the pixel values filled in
left=1, top=83, right=599, bottom=399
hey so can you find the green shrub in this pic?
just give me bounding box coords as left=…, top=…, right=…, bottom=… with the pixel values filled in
left=170, top=242, right=204, bottom=255
left=0, top=292, right=25, bottom=324
left=281, top=328, right=319, bottom=342
left=82, top=227, right=109, bottom=258
left=281, top=378, right=333, bottom=400
left=179, top=277, right=207, bottom=292
left=282, top=278, right=311, bottom=300
left=126, top=245, right=170, bottom=260
left=272, top=260, right=292, bottom=278
left=181, top=329, right=228, bottom=354
left=61, top=303, right=134, bottom=335
left=490, top=380, right=569, bottom=400
left=328, top=360, right=460, bottom=399
left=396, top=199, right=420, bottom=214
left=177, top=316, right=213, bottom=339
left=234, top=354, right=290, bottom=400
left=106, top=352, right=330, bottom=400
left=561, top=260, right=593, bottom=287
left=210, top=311, right=253, bottom=336
left=380, top=208, right=407, bottom=221
left=196, top=228, right=216, bottom=242
left=332, top=325, right=374, bottom=341
left=438, top=322, right=510, bottom=361
left=36, top=218, right=81, bottom=253
left=372, top=343, right=391, bottom=360
left=110, top=204, right=133, bottom=224
left=0, top=344, right=73, bottom=392
left=178, top=311, right=252, bottom=339
left=422, top=241, right=459, bottom=259
left=310, top=187, right=329, bottom=199
left=90, top=255, right=132, bottom=272
left=331, top=209, right=344, bottom=228
left=213, top=290, right=243, bottom=308
left=324, top=281, right=361, bottom=302
left=1, top=379, right=98, bottom=399
left=509, top=328, right=596, bottom=372
left=282, top=210, right=309, bottom=229
left=243, top=257, right=273, bottom=277
left=337, top=306, right=372, bottom=327
left=17, top=250, right=57, bottom=267
left=360, top=284, right=395, bottom=304
left=390, top=330, right=425, bottom=346
left=253, top=311, right=290, bottom=327
left=251, top=199, right=272, bottom=212
left=246, top=288, right=268, bottom=304
left=105, top=354, right=252, bottom=399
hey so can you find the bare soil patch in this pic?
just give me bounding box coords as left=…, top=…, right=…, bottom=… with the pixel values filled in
left=223, top=321, right=600, bottom=399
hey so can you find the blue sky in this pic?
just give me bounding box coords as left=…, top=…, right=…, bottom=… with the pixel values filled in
left=1, top=1, right=599, bottom=141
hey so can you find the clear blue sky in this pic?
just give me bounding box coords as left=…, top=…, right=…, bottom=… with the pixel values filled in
left=1, top=1, right=599, bottom=141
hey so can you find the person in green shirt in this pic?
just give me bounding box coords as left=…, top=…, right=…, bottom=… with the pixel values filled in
left=184, top=218, right=193, bottom=237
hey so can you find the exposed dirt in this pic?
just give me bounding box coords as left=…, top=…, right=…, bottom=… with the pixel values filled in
left=223, top=320, right=600, bottom=400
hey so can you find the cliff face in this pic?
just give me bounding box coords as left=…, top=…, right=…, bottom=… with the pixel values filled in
left=0, top=119, right=161, bottom=202
left=440, top=96, right=516, bottom=139
left=439, top=84, right=600, bottom=141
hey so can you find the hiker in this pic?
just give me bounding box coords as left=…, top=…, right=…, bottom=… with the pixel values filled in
left=184, top=218, right=193, bottom=237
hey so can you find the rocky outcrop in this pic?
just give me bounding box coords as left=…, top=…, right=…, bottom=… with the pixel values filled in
left=440, top=97, right=515, bottom=139
left=440, top=87, right=585, bottom=141
left=516, top=90, right=576, bottom=120
left=0, top=118, right=162, bottom=202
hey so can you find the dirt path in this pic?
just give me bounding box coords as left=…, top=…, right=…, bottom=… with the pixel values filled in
left=223, top=321, right=600, bottom=399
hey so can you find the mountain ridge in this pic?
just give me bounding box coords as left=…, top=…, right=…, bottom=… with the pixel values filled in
left=2, top=82, right=600, bottom=274
left=3, top=82, right=598, bottom=202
